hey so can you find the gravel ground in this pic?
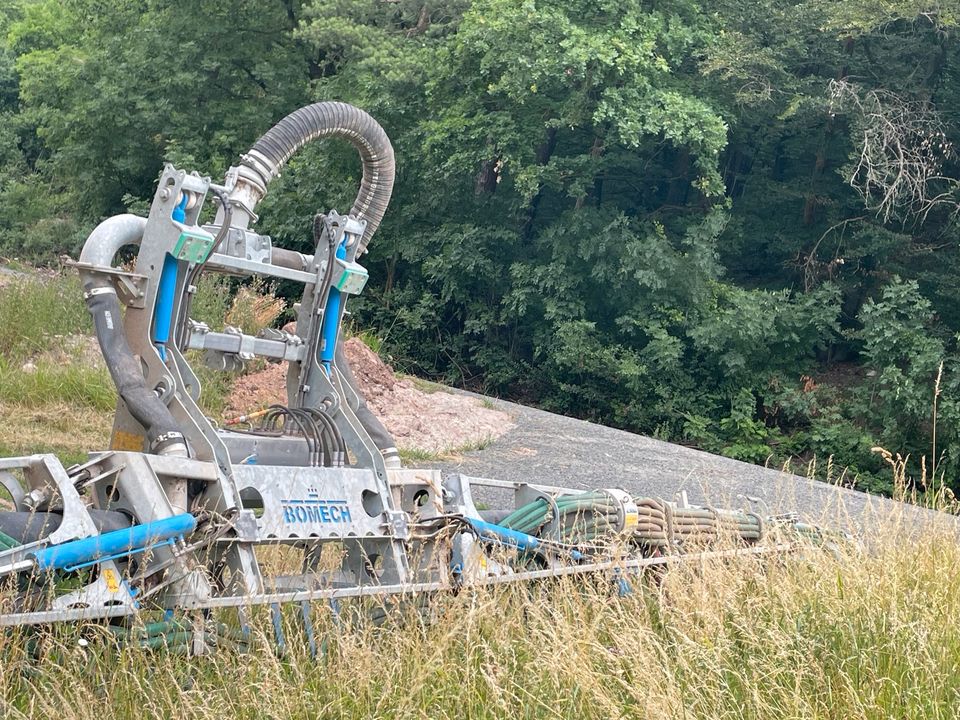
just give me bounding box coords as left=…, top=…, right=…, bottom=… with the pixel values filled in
left=430, top=393, right=952, bottom=535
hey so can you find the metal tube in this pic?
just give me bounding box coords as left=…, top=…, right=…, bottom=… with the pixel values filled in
left=78, top=214, right=147, bottom=270
left=271, top=247, right=312, bottom=271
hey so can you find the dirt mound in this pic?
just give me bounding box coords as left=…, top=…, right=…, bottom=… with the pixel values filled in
left=225, top=363, right=288, bottom=416
left=343, top=338, right=398, bottom=393
left=225, top=337, right=514, bottom=456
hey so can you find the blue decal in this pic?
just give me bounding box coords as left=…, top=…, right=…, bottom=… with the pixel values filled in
left=281, top=492, right=352, bottom=524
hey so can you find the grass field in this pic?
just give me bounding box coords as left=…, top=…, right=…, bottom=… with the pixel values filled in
left=1, top=508, right=958, bottom=719
left=0, top=272, right=958, bottom=719
left=0, top=271, right=236, bottom=463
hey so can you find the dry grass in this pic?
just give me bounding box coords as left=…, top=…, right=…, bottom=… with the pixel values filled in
left=0, top=401, right=112, bottom=467
left=225, top=279, right=286, bottom=336
left=0, top=272, right=958, bottom=718
left=1, top=503, right=959, bottom=719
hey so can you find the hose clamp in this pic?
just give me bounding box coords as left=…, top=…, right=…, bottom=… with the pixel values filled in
left=151, top=432, right=188, bottom=455
left=239, top=150, right=275, bottom=188
left=84, top=286, right=117, bottom=299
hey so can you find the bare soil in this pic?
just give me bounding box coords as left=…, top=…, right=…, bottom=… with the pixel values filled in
left=225, top=337, right=514, bottom=455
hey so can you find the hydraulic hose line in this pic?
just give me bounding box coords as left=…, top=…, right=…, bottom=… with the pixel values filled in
left=176, top=186, right=233, bottom=350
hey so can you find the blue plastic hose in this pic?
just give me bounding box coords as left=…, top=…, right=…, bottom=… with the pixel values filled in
left=31, top=513, right=196, bottom=571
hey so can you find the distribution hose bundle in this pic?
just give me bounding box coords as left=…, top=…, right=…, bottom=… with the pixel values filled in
left=497, top=492, right=771, bottom=553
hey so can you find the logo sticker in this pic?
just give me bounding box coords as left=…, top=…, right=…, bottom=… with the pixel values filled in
left=281, top=492, right=352, bottom=525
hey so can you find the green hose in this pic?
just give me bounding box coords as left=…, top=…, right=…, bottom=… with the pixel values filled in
left=0, top=529, right=19, bottom=551
left=500, top=498, right=549, bottom=529
left=500, top=490, right=781, bottom=550
left=138, top=632, right=193, bottom=651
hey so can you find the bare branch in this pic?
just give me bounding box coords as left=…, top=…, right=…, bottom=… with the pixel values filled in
left=829, top=79, right=958, bottom=224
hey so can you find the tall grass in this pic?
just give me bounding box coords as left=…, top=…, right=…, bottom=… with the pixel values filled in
left=0, top=401, right=112, bottom=467
left=1, top=505, right=958, bottom=719
left=0, top=271, right=243, bottom=416
left=224, top=278, right=286, bottom=336
left=0, top=360, right=115, bottom=411
left=0, top=273, right=957, bottom=718
left=0, top=275, right=91, bottom=359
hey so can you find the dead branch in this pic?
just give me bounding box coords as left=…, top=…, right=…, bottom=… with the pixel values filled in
left=829, top=79, right=958, bottom=224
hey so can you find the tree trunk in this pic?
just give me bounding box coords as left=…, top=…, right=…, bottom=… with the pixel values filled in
left=575, top=135, right=605, bottom=210
left=521, top=126, right=559, bottom=240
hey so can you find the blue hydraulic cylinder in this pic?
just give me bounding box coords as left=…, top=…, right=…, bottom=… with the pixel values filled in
left=30, top=513, right=197, bottom=572
left=153, top=196, right=188, bottom=361
left=466, top=518, right=584, bottom=562
left=320, top=240, right=348, bottom=373
left=153, top=254, right=179, bottom=361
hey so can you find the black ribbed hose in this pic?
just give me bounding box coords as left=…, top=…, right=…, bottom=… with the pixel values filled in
left=242, top=101, right=400, bottom=462
left=242, top=101, right=395, bottom=252
left=87, top=289, right=185, bottom=453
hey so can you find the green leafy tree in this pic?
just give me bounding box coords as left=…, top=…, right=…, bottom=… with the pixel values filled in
left=3, top=0, right=960, bottom=491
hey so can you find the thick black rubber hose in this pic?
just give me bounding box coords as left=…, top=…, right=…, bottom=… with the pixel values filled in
left=242, top=101, right=399, bottom=461
left=243, top=101, right=395, bottom=252
left=87, top=290, right=185, bottom=452
left=0, top=510, right=131, bottom=544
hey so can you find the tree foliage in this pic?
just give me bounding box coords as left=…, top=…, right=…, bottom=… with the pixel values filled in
left=2, top=0, right=960, bottom=493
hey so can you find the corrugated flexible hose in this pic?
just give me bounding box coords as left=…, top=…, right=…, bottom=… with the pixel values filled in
left=241, top=101, right=395, bottom=253
left=240, top=101, right=399, bottom=462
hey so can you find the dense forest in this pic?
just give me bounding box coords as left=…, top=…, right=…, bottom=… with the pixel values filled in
left=0, top=0, right=958, bottom=493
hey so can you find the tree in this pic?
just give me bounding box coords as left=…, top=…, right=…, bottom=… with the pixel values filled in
left=4, top=0, right=960, bottom=491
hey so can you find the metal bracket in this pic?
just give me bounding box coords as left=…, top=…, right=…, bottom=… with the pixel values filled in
left=67, top=261, right=149, bottom=308
left=385, top=510, right=411, bottom=541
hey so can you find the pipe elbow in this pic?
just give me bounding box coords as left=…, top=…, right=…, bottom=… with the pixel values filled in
left=78, top=214, right=147, bottom=288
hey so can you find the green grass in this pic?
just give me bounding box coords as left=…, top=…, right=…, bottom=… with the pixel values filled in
left=0, top=360, right=115, bottom=411
left=450, top=435, right=496, bottom=453
left=0, top=400, right=113, bottom=467
left=399, top=436, right=499, bottom=466
left=0, top=271, right=237, bottom=417
left=188, top=354, right=239, bottom=417
left=399, top=447, right=443, bottom=464
left=0, top=443, right=90, bottom=469
left=190, top=274, right=232, bottom=332
left=349, top=327, right=385, bottom=355
left=0, top=274, right=91, bottom=359
left=405, top=375, right=453, bottom=395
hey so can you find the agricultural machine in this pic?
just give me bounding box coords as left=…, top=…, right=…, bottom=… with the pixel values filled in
left=0, top=102, right=828, bottom=652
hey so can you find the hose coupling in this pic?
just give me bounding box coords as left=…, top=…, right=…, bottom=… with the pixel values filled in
left=151, top=432, right=189, bottom=457
left=602, top=488, right=640, bottom=533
